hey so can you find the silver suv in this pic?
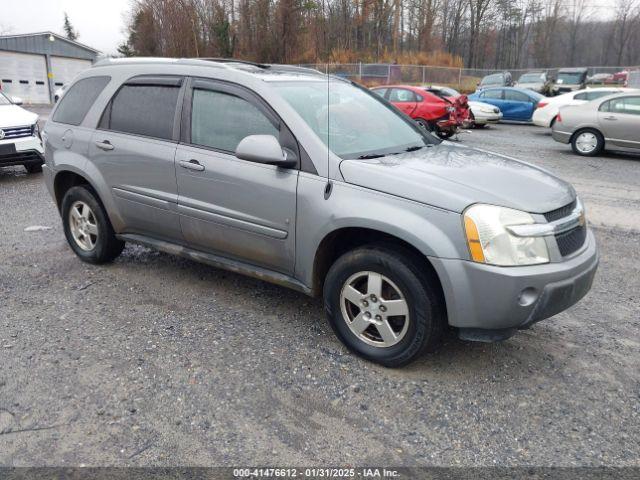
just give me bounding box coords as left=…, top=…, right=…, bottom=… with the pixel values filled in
left=43, top=59, right=598, bottom=366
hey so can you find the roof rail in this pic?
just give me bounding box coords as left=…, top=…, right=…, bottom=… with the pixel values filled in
left=198, top=57, right=270, bottom=68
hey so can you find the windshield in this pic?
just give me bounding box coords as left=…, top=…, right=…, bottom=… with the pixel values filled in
left=481, top=74, right=502, bottom=86
left=0, top=93, right=11, bottom=106
left=519, top=73, right=543, bottom=83
left=557, top=72, right=584, bottom=84
left=273, top=80, right=435, bottom=159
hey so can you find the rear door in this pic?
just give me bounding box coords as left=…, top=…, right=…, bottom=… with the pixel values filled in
left=598, top=96, right=640, bottom=149
left=89, top=76, right=184, bottom=242
left=388, top=88, right=418, bottom=117
left=175, top=78, right=299, bottom=274
left=503, top=90, right=533, bottom=121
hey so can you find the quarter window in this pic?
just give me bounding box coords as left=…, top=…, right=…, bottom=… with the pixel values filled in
left=190, top=89, right=279, bottom=152
left=104, top=84, right=180, bottom=140
left=52, top=76, right=110, bottom=126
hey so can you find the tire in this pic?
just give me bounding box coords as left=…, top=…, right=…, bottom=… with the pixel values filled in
left=571, top=128, right=604, bottom=157
left=24, top=163, right=43, bottom=174
left=323, top=245, right=444, bottom=367
left=437, top=129, right=455, bottom=139
left=61, top=185, right=124, bottom=264
left=415, top=118, right=430, bottom=131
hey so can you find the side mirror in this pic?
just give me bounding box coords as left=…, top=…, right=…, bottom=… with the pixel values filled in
left=235, top=135, right=296, bottom=168
left=11, top=96, right=23, bottom=106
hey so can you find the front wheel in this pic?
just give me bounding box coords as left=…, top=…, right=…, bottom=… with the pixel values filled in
left=61, top=185, right=125, bottom=264
left=323, top=246, right=444, bottom=367
left=571, top=128, right=604, bottom=156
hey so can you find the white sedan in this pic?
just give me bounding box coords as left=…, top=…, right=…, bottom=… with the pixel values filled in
left=468, top=100, right=502, bottom=127
left=532, top=87, right=636, bottom=128
left=0, top=92, right=45, bottom=173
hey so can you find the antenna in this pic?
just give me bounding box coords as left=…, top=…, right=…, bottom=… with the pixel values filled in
left=324, top=63, right=333, bottom=200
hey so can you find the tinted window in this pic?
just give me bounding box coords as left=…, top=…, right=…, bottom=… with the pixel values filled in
left=106, top=84, right=180, bottom=140
left=191, top=89, right=278, bottom=152
left=389, top=89, right=416, bottom=102
left=483, top=89, right=503, bottom=100
left=372, top=88, right=387, bottom=98
left=505, top=90, right=529, bottom=102
left=588, top=90, right=618, bottom=101
left=574, top=92, right=588, bottom=100
left=52, top=76, right=110, bottom=126
left=481, top=74, right=502, bottom=86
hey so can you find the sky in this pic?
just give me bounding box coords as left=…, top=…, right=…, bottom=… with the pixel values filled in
left=0, top=0, right=131, bottom=55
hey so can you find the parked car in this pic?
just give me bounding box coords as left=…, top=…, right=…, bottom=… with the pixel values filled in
left=586, top=73, right=614, bottom=85
left=468, top=87, right=543, bottom=122
left=477, top=71, right=513, bottom=90
left=553, top=68, right=589, bottom=94
left=54, top=84, right=68, bottom=102
left=0, top=91, right=44, bottom=173
left=43, top=58, right=598, bottom=367
left=422, top=85, right=501, bottom=127
left=371, top=85, right=470, bottom=138
left=532, top=87, right=634, bottom=128
left=515, top=71, right=549, bottom=94
left=552, top=92, right=640, bottom=156
left=626, top=70, right=640, bottom=88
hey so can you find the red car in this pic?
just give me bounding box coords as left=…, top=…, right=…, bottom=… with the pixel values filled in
left=371, top=85, right=470, bottom=138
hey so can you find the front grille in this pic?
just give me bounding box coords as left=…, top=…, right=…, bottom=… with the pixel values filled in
left=544, top=199, right=577, bottom=222
left=556, top=224, right=587, bottom=256
left=0, top=125, right=33, bottom=139
left=0, top=149, right=43, bottom=165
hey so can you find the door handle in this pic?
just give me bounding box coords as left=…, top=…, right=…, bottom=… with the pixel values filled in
left=179, top=159, right=205, bottom=172
left=95, top=140, right=114, bottom=151
left=603, top=116, right=618, bottom=121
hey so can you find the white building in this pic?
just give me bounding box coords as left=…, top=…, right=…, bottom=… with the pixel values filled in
left=0, top=32, right=100, bottom=104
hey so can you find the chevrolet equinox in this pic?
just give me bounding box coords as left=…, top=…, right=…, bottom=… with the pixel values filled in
left=43, top=58, right=598, bottom=366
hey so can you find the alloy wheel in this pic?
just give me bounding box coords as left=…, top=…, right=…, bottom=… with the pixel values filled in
left=68, top=200, right=99, bottom=251
left=339, top=271, right=410, bottom=348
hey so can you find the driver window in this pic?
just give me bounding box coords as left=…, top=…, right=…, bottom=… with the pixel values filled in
left=191, top=89, right=279, bottom=152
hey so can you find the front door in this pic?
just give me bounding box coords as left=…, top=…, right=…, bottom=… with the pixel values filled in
left=598, top=96, right=640, bottom=149
left=175, top=79, right=299, bottom=274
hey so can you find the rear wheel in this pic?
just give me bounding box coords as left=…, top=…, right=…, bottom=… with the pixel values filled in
left=571, top=128, right=604, bottom=156
left=415, top=118, right=431, bottom=131
left=437, top=129, right=455, bottom=139
left=61, top=185, right=124, bottom=264
left=323, top=246, right=444, bottom=367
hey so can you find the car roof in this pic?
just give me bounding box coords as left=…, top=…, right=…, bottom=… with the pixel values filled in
left=91, top=57, right=330, bottom=83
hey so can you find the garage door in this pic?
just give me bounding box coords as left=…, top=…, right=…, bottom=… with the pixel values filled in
left=0, top=51, right=50, bottom=104
left=50, top=56, right=92, bottom=90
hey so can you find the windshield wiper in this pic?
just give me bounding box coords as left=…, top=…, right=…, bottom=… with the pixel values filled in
left=405, top=145, right=424, bottom=152
left=357, top=153, right=386, bottom=159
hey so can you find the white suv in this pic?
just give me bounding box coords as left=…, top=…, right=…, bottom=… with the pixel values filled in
left=0, top=92, right=44, bottom=173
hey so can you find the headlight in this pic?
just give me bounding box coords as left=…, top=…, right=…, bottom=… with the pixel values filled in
left=464, top=204, right=550, bottom=266
left=32, top=122, right=41, bottom=139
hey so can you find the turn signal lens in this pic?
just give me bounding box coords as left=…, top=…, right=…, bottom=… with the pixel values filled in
left=464, top=216, right=486, bottom=263
left=538, top=101, right=548, bottom=108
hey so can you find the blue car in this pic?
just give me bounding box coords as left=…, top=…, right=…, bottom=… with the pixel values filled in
left=468, top=87, right=544, bottom=122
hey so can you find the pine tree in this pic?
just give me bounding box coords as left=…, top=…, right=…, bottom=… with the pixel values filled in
left=63, top=13, right=78, bottom=41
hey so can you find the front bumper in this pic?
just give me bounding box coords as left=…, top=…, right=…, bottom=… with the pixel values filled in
left=473, top=112, right=502, bottom=124
left=430, top=229, right=598, bottom=332
left=0, top=136, right=44, bottom=167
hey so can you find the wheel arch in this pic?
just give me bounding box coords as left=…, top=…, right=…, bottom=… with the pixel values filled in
left=310, top=227, right=446, bottom=312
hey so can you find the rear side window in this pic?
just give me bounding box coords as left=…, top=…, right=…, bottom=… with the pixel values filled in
left=389, top=89, right=416, bottom=102
left=191, top=89, right=278, bottom=152
left=52, top=76, right=110, bottom=126
left=505, top=90, right=529, bottom=102
left=102, top=84, right=180, bottom=140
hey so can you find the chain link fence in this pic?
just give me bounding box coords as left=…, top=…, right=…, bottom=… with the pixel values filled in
left=300, top=63, right=640, bottom=93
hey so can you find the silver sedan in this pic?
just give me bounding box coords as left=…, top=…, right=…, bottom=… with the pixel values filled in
left=552, top=92, right=640, bottom=156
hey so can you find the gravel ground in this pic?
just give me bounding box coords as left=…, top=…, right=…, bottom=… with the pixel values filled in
left=1, top=113, right=639, bottom=467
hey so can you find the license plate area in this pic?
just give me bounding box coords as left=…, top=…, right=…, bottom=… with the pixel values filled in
left=0, top=143, right=17, bottom=156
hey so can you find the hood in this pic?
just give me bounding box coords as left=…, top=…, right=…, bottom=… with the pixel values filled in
left=0, top=105, right=38, bottom=129
left=339, top=143, right=575, bottom=214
